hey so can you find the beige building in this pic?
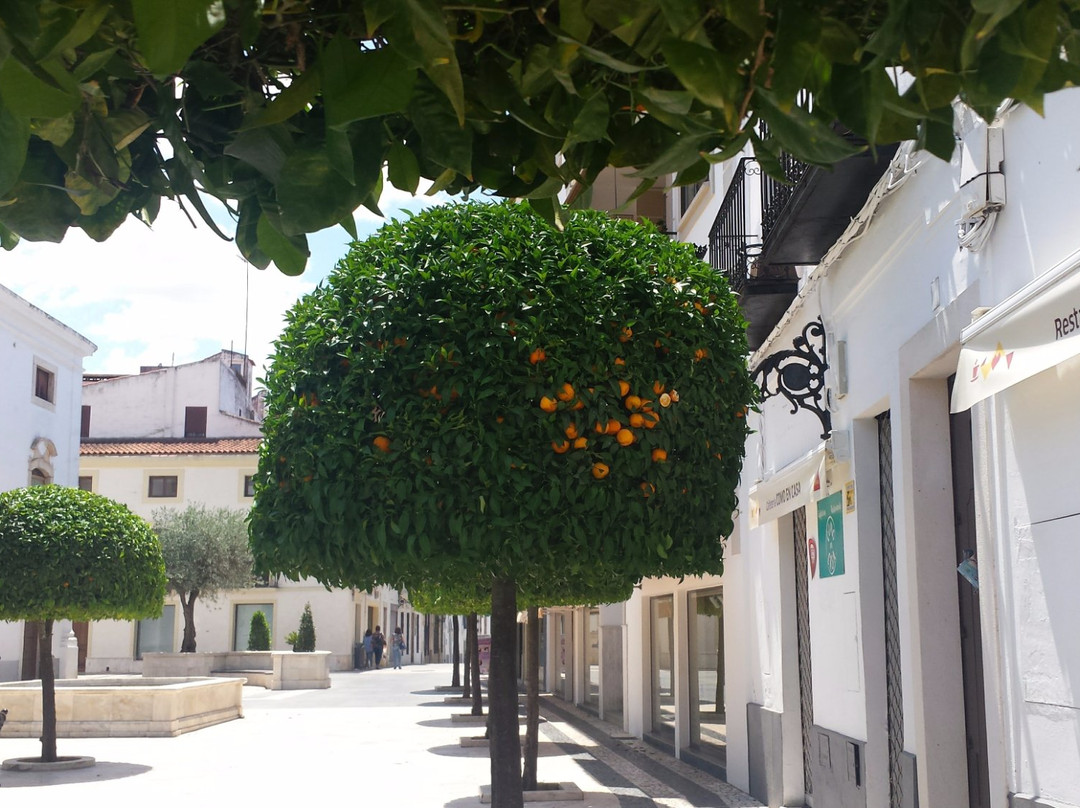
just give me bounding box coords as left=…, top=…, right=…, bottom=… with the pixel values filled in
left=78, top=351, right=422, bottom=673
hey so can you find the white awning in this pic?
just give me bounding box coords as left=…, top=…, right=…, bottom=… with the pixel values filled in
left=748, top=445, right=827, bottom=528
left=952, top=255, right=1080, bottom=412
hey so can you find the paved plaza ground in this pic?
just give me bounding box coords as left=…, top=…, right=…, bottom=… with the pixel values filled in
left=0, top=664, right=761, bottom=807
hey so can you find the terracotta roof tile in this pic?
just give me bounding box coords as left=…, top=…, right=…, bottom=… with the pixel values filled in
left=80, top=438, right=261, bottom=456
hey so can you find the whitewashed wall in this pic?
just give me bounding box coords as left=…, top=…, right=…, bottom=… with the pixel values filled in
left=82, top=351, right=260, bottom=439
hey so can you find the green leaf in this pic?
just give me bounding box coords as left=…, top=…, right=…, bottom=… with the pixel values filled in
left=224, top=126, right=292, bottom=183
left=918, top=117, right=957, bottom=162
left=38, top=0, right=111, bottom=61
left=72, top=48, right=118, bottom=82
left=256, top=212, right=309, bottom=276
left=585, top=0, right=661, bottom=48
left=322, top=40, right=416, bottom=128
left=105, top=108, right=151, bottom=150
left=0, top=57, right=80, bottom=118
left=564, top=91, right=610, bottom=147
left=242, top=66, right=321, bottom=130
left=131, top=0, right=226, bottom=77
left=275, top=148, right=365, bottom=236
left=387, top=140, right=420, bottom=194
left=660, top=39, right=742, bottom=121
left=753, top=88, right=862, bottom=166
left=408, top=81, right=473, bottom=178
left=0, top=142, right=79, bottom=242
left=0, top=97, right=29, bottom=197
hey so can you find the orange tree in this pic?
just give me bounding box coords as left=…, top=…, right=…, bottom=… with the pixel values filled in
left=0, top=486, right=166, bottom=763
left=249, top=200, right=754, bottom=806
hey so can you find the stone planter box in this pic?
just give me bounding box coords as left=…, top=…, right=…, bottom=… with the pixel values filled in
left=0, top=676, right=243, bottom=738
left=142, top=651, right=331, bottom=690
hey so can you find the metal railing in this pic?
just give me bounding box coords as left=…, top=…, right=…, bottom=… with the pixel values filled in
left=708, top=158, right=755, bottom=293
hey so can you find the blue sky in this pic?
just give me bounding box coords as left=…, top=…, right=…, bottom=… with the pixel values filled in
left=1, top=186, right=449, bottom=381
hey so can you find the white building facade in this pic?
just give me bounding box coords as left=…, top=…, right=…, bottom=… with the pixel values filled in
left=549, top=90, right=1080, bottom=808
left=0, top=284, right=95, bottom=682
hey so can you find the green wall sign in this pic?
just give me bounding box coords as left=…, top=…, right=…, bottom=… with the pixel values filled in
left=817, top=491, right=846, bottom=578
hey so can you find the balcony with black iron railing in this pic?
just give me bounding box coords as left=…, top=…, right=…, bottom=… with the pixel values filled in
left=707, top=127, right=898, bottom=350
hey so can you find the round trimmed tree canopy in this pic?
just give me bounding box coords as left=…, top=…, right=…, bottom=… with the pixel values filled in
left=0, top=486, right=167, bottom=622
left=251, top=202, right=755, bottom=590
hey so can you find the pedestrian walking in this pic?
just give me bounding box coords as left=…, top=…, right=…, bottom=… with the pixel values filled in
left=391, top=626, right=405, bottom=669
left=362, top=628, right=373, bottom=669
left=371, top=625, right=386, bottom=669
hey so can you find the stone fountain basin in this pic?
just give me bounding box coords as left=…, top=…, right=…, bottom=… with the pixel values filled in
left=0, top=676, right=244, bottom=738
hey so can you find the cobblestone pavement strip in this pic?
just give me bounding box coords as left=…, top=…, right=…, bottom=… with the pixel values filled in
left=0, top=665, right=760, bottom=808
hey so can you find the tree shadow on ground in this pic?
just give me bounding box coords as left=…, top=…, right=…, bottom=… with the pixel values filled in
left=0, top=761, right=152, bottom=787
left=427, top=741, right=566, bottom=758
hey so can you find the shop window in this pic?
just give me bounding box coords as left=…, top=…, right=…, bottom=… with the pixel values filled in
left=584, top=609, right=600, bottom=709
left=688, top=588, right=726, bottom=757
left=650, top=595, right=675, bottom=735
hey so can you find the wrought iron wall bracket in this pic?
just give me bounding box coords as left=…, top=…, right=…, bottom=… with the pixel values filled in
left=753, top=318, right=832, bottom=439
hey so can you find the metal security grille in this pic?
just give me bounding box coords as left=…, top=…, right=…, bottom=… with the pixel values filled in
left=878, top=411, right=904, bottom=808
left=794, top=506, right=814, bottom=797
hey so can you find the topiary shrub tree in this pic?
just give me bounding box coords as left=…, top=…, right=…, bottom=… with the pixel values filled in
left=153, top=504, right=255, bottom=652
left=294, top=603, right=316, bottom=652
left=0, top=486, right=166, bottom=763
left=247, top=610, right=271, bottom=651
left=251, top=201, right=755, bottom=806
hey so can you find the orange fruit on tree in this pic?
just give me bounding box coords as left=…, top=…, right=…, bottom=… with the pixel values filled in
left=629, top=413, right=645, bottom=428
left=592, top=462, right=610, bottom=479
left=529, top=347, right=547, bottom=364
left=571, top=399, right=585, bottom=410
left=373, top=436, right=391, bottom=453
left=640, top=481, right=656, bottom=498
left=552, top=440, right=570, bottom=454
left=642, top=410, right=660, bottom=429
left=618, top=380, right=630, bottom=397
left=618, top=326, right=633, bottom=342
left=625, top=394, right=643, bottom=411
left=605, top=419, right=622, bottom=435
left=614, top=357, right=626, bottom=366
left=694, top=348, right=708, bottom=361
left=653, top=380, right=665, bottom=395
left=540, top=396, right=558, bottom=413
left=659, top=393, right=672, bottom=408
left=556, top=382, right=575, bottom=402
left=565, top=423, right=579, bottom=439
left=573, top=437, right=588, bottom=450
left=651, top=448, right=668, bottom=462
left=616, top=428, right=635, bottom=446
left=670, top=389, right=680, bottom=402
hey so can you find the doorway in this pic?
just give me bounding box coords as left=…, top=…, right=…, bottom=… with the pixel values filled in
left=949, top=382, right=991, bottom=807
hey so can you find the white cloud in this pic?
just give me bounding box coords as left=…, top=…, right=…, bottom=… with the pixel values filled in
left=1, top=186, right=451, bottom=381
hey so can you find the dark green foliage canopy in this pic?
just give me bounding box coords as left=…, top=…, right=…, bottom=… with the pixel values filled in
left=1, top=1, right=1075, bottom=273
left=250, top=201, right=754, bottom=592
left=0, top=486, right=166, bottom=622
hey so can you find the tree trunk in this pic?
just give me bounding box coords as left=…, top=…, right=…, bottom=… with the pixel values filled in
left=38, top=619, right=57, bottom=763
left=521, top=606, right=540, bottom=790
left=179, top=589, right=199, bottom=652
left=469, top=612, right=483, bottom=716
left=463, top=614, right=473, bottom=699
left=489, top=578, right=523, bottom=808
left=452, top=614, right=461, bottom=687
